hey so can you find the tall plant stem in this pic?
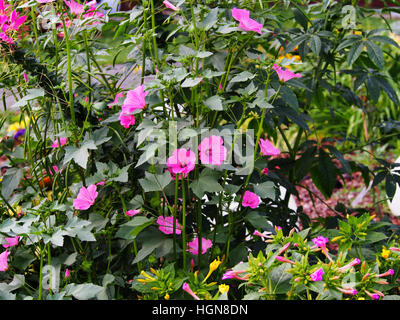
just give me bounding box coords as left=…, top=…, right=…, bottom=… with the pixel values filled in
left=181, top=177, right=187, bottom=271
left=61, top=17, right=76, bottom=127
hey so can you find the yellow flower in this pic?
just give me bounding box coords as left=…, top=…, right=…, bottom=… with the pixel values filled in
left=202, top=257, right=222, bottom=284
left=164, top=293, right=170, bottom=300
left=381, top=246, right=391, bottom=259
left=219, top=284, right=229, bottom=294
left=358, top=297, right=365, bottom=300
left=7, top=117, right=29, bottom=133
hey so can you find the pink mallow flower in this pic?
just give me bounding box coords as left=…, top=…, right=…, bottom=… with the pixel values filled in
left=198, top=136, right=227, bottom=166
left=0, top=250, right=10, bottom=271
left=310, top=268, right=324, bottom=282
left=187, top=237, right=212, bottom=255
left=2, top=236, right=20, bottom=248
left=119, top=110, right=136, bottom=129
left=157, top=216, right=182, bottom=235
left=242, top=190, right=260, bottom=209
left=182, top=282, right=200, bottom=300
left=232, top=8, right=263, bottom=35
left=259, top=138, right=280, bottom=156
left=125, top=209, right=140, bottom=217
left=122, top=84, right=147, bottom=113
left=166, top=148, right=196, bottom=177
left=312, top=236, right=329, bottom=248
left=65, top=268, right=70, bottom=279
left=272, top=64, right=302, bottom=82
left=108, top=92, right=125, bottom=108
left=51, top=137, right=67, bottom=148
left=163, top=0, right=179, bottom=11
left=73, top=184, right=98, bottom=210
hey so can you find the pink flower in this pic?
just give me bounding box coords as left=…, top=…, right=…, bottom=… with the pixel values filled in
left=187, top=237, right=212, bottom=255
left=253, top=230, right=271, bottom=239
left=64, top=0, right=85, bottom=15
left=23, top=73, right=28, bottom=82
left=222, top=270, right=249, bottom=281
left=37, top=0, right=56, bottom=3
left=96, top=180, right=105, bottom=186
left=365, top=290, right=381, bottom=300
left=51, top=137, right=67, bottom=148
left=166, top=148, right=196, bottom=177
left=278, top=242, right=291, bottom=255
left=163, top=0, right=179, bottom=11
left=259, top=138, right=280, bottom=156
left=312, top=236, right=329, bottom=248
left=261, top=168, right=269, bottom=175
left=157, top=216, right=182, bottom=235
left=338, top=258, right=360, bottom=272
left=0, top=250, right=10, bottom=271
left=232, top=8, right=263, bottom=35
left=125, top=209, right=140, bottom=217
left=108, top=92, right=125, bottom=108
left=275, top=256, right=296, bottom=265
left=2, top=236, right=20, bottom=248
left=376, top=269, right=395, bottom=278
left=242, top=190, right=260, bottom=209
left=198, top=136, right=227, bottom=166
left=118, top=110, right=136, bottom=129
left=182, top=282, right=200, bottom=300
left=272, top=64, right=302, bottom=82
left=121, top=84, right=147, bottom=114
left=338, top=287, right=357, bottom=296
left=65, top=268, right=70, bottom=278
left=73, top=184, right=98, bottom=210
left=6, top=10, right=26, bottom=31
left=310, top=268, right=324, bottom=281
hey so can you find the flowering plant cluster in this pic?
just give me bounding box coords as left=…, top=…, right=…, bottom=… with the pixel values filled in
left=0, top=0, right=400, bottom=301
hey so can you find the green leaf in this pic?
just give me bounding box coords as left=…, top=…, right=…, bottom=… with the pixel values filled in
left=270, top=263, right=292, bottom=294
left=190, top=170, right=223, bottom=198
left=280, top=86, right=299, bottom=111
left=365, top=40, right=384, bottom=69
left=347, top=41, right=364, bottom=66
left=254, top=181, right=275, bottom=199
left=1, top=168, right=23, bottom=199
left=198, top=8, right=218, bottom=31
left=310, top=149, right=337, bottom=198
left=132, top=233, right=168, bottom=264
left=244, top=211, right=273, bottom=231
left=309, top=35, right=321, bottom=56
left=181, top=77, right=202, bottom=88
left=10, top=89, right=44, bottom=108
left=139, top=171, right=172, bottom=192
left=292, top=7, right=308, bottom=30
left=230, top=71, right=255, bottom=83
left=65, top=283, right=104, bottom=300
left=115, top=217, right=154, bottom=240
left=203, top=95, right=223, bottom=111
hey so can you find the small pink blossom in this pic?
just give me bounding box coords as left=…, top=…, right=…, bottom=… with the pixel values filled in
left=338, top=287, right=358, bottom=296
left=51, top=137, right=67, bottom=148
left=259, top=138, right=280, bottom=156
left=166, top=148, right=196, bottom=177
left=163, top=0, right=179, bottom=11
left=187, top=237, right=212, bottom=255
left=0, top=250, right=10, bottom=271
left=182, top=282, right=200, bottom=300
left=278, top=242, right=291, bottom=255
left=261, top=168, right=269, bottom=175
left=118, top=110, right=136, bottom=129
left=310, top=268, right=324, bottom=281
left=157, top=216, right=182, bottom=235
left=232, top=8, right=263, bottom=35
left=242, top=190, right=260, bottom=209
left=338, top=258, right=360, bottom=272
left=23, top=73, right=28, bottom=82
left=253, top=230, right=271, bottom=239
left=73, top=184, right=98, bottom=210
left=125, top=209, right=140, bottom=217
left=96, top=180, right=106, bottom=186
left=272, top=64, right=302, bottom=82
left=2, top=236, right=20, bottom=248
left=312, top=236, right=329, bottom=248
left=198, top=136, right=227, bottom=166
left=222, top=270, right=249, bottom=281
left=275, top=256, right=296, bottom=265
left=376, top=269, right=395, bottom=278
left=65, top=268, right=70, bottom=278
left=108, top=92, right=125, bottom=108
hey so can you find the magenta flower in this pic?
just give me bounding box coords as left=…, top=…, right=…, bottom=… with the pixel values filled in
left=118, top=110, right=136, bottom=129
left=121, top=84, right=147, bottom=114
left=182, top=282, right=200, bottom=300
left=222, top=270, right=249, bottom=281
left=73, top=184, right=98, bottom=210
left=310, top=268, right=324, bottom=282
left=5, top=10, right=26, bottom=32
left=37, top=0, right=55, bottom=2
left=338, top=287, right=358, bottom=296
left=65, top=268, right=70, bottom=279
left=242, top=190, right=260, bottom=209
left=275, top=256, right=296, bottom=265
left=166, top=148, right=196, bottom=177
left=198, top=136, right=227, bottom=166
left=2, top=236, right=20, bottom=248
left=376, top=269, right=395, bottom=278
left=187, top=237, right=212, bottom=255
left=96, top=180, right=105, bottom=186
left=157, top=216, right=182, bottom=235
left=312, top=236, right=329, bottom=248
left=277, top=242, right=291, bottom=255
left=338, top=258, right=361, bottom=272
left=108, top=92, right=125, bottom=108
left=232, top=8, right=263, bottom=35
left=253, top=230, right=271, bottom=239
left=261, top=168, right=269, bottom=175
left=125, top=209, right=140, bottom=217
left=51, top=137, right=67, bottom=148
left=163, top=0, right=179, bottom=11
left=272, top=64, right=302, bottom=82
left=259, top=138, right=280, bottom=156
left=64, top=0, right=86, bottom=15
left=0, top=250, right=10, bottom=271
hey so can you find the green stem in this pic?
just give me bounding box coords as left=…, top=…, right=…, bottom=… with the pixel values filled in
left=181, top=176, right=187, bottom=271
